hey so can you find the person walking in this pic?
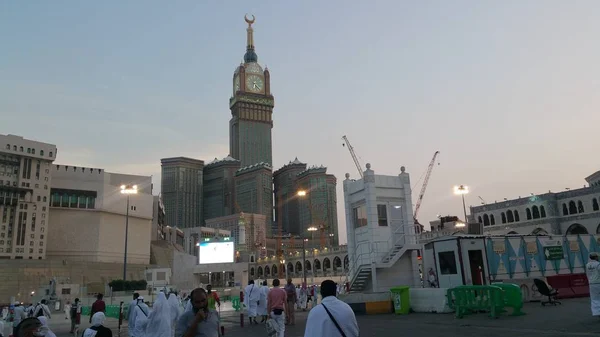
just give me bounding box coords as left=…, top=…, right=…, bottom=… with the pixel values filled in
left=174, top=288, right=221, bottom=337
left=168, top=293, right=182, bottom=337
left=586, top=252, right=600, bottom=316
left=12, top=302, right=28, bottom=337
left=82, top=312, right=112, bottom=337
left=64, top=301, right=71, bottom=321
left=304, top=280, right=359, bottom=337
left=284, top=278, right=297, bottom=325
left=145, top=292, right=172, bottom=337
left=206, top=285, right=220, bottom=311
left=266, top=279, right=286, bottom=337
left=37, top=316, right=57, bottom=337
left=69, top=298, right=81, bottom=334
left=243, top=280, right=260, bottom=325
left=257, top=280, right=269, bottom=323
left=129, top=297, right=150, bottom=337
left=298, top=283, right=308, bottom=311
left=127, top=293, right=140, bottom=337
left=90, top=294, right=106, bottom=324
left=32, top=300, right=52, bottom=319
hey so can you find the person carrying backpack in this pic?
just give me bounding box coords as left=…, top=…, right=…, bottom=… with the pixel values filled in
left=69, top=298, right=81, bottom=334
left=33, top=300, right=52, bottom=319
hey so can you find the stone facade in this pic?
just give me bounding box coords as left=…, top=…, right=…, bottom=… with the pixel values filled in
left=0, top=134, right=57, bottom=260
left=46, top=164, right=153, bottom=264
left=470, top=170, right=600, bottom=236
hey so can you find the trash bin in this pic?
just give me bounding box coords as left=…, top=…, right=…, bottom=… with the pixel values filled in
left=390, top=286, right=410, bottom=315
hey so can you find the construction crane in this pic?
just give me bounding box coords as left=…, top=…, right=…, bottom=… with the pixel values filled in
left=342, top=135, right=363, bottom=178
left=413, top=151, right=440, bottom=226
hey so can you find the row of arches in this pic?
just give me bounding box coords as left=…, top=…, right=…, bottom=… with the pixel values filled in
left=505, top=223, right=600, bottom=236
left=479, top=205, right=549, bottom=227
left=562, top=198, right=600, bottom=216
left=251, top=255, right=349, bottom=277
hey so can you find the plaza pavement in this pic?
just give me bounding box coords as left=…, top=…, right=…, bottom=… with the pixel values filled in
left=40, top=297, right=600, bottom=337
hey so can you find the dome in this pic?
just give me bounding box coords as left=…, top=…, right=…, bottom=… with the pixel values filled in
left=244, top=49, right=258, bottom=63
left=245, top=62, right=263, bottom=74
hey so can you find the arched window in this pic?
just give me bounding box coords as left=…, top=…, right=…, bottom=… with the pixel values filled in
left=323, top=258, right=331, bottom=271
left=314, top=259, right=321, bottom=270
left=19, top=146, right=23, bottom=152
left=569, top=201, right=578, bottom=214
left=258, top=266, right=263, bottom=276
left=483, top=214, right=490, bottom=226
left=344, top=255, right=349, bottom=270
left=532, top=206, right=540, bottom=219
left=264, top=266, right=270, bottom=276
left=578, top=201, right=585, bottom=213
left=566, top=223, right=588, bottom=235
left=507, top=210, right=514, bottom=223
left=40, top=150, right=44, bottom=156
left=333, top=256, right=342, bottom=271
left=478, top=216, right=483, bottom=224
left=5, top=144, right=9, bottom=150
left=526, top=208, right=532, bottom=220
left=501, top=213, right=507, bottom=224
left=305, top=260, right=311, bottom=271
left=250, top=267, right=255, bottom=276
left=540, top=206, right=546, bottom=218
left=13, top=145, right=16, bottom=151
left=531, top=228, right=548, bottom=235
left=287, top=262, right=294, bottom=273
left=593, top=198, right=599, bottom=212
left=490, top=214, right=496, bottom=225
left=272, top=265, right=278, bottom=275
left=296, top=261, right=303, bottom=272
left=563, top=204, right=569, bottom=215
left=514, top=210, right=520, bottom=222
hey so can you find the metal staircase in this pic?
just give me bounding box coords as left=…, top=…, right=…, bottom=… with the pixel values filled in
left=348, top=264, right=372, bottom=292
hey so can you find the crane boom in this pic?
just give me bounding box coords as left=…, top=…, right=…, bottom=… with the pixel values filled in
left=342, top=135, right=364, bottom=178
left=413, top=151, right=440, bottom=221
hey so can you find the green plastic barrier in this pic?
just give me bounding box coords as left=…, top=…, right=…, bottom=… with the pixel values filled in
left=81, top=305, right=122, bottom=319
left=447, top=285, right=504, bottom=319
left=81, top=306, right=91, bottom=316
left=232, top=296, right=241, bottom=312
left=390, top=286, right=411, bottom=315
left=492, top=283, right=525, bottom=316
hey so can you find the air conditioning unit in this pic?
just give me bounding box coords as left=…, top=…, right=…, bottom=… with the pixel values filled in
left=468, top=222, right=483, bottom=235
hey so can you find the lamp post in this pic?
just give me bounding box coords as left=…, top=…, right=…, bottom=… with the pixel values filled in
left=120, top=184, right=138, bottom=281
left=307, top=226, right=317, bottom=284
left=454, top=185, right=469, bottom=225
left=302, top=238, right=308, bottom=286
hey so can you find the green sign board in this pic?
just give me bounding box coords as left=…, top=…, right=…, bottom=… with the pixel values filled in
left=543, top=246, right=564, bottom=260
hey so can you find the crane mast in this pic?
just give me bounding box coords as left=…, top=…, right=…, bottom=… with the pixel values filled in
left=413, top=151, right=440, bottom=222
left=342, top=135, right=364, bottom=178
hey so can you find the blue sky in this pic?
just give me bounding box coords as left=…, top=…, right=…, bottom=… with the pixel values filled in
left=2, top=1, right=599, bottom=242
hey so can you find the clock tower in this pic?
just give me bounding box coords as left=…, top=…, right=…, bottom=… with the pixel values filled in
left=229, top=15, right=274, bottom=167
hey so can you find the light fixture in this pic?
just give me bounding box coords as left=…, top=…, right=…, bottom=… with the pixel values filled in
left=455, top=221, right=466, bottom=228
left=454, top=185, right=469, bottom=195
left=120, top=184, right=138, bottom=194
left=307, top=226, right=318, bottom=232
left=297, top=190, right=307, bottom=197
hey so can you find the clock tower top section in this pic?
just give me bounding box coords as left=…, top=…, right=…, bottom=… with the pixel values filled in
left=231, top=15, right=273, bottom=99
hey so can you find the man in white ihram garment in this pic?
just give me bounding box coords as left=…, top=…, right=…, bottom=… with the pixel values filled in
left=586, top=252, right=600, bottom=317
left=145, top=292, right=172, bottom=337
left=304, top=280, right=359, bottom=337
left=244, top=280, right=261, bottom=324
left=129, top=296, right=150, bottom=337
left=257, top=280, right=269, bottom=323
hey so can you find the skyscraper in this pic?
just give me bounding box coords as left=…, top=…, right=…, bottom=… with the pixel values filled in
left=229, top=15, right=274, bottom=167
left=234, top=163, right=273, bottom=236
left=273, top=158, right=307, bottom=235
left=161, top=157, right=204, bottom=228
left=203, top=156, right=241, bottom=219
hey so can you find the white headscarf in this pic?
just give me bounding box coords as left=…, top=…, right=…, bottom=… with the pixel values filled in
left=145, top=292, right=172, bottom=337
left=38, top=316, right=57, bottom=337
left=91, top=312, right=106, bottom=327
left=168, top=293, right=182, bottom=323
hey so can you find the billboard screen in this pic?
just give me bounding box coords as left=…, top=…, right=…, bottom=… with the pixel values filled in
left=199, top=241, right=235, bottom=264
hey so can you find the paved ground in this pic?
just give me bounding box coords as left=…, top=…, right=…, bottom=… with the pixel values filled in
left=21, top=297, right=600, bottom=337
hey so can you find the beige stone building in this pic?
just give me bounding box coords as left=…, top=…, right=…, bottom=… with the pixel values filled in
left=0, top=134, right=57, bottom=260
left=46, top=164, right=154, bottom=266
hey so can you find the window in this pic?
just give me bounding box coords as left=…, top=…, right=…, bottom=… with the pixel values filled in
left=438, top=251, right=458, bottom=275
left=38, top=249, right=43, bottom=254
left=44, top=185, right=47, bottom=190
left=5, top=144, right=9, bottom=150
left=27, top=148, right=30, bottom=154
left=30, top=234, right=34, bottom=239
left=49, top=152, right=53, bottom=157
left=156, top=272, right=167, bottom=281
left=146, top=273, right=153, bottom=282
left=40, top=150, right=44, bottom=156
left=61, top=288, right=71, bottom=295
left=13, top=146, right=16, bottom=151
left=526, top=208, right=532, bottom=220
left=540, top=206, right=546, bottom=217
left=532, top=206, right=540, bottom=219
left=43, top=196, right=46, bottom=202
left=19, top=146, right=23, bottom=152
left=478, top=216, right=482, bottom=224
left=40, top=235, right=44, bottom=239
left=563, top=203, right=569, bottom=216
left=514, top=210, right=520, bottom=222
left=569, top=201, right=578, bottom=214
left=490, top=214, right=495, bottom=225
left=578, top=200, right=585, bottom=213
left=483, top=214, right=490, bottom=226
left=594, top=199, right=599, bottom=212
left=501, top=213, right=506, bottom=224
left=37, top=196, right=41, bottom=202
left=377, top=204, right=388, bottom=226
left=39, top=241, right=43, bottom=246
left=31, top=149, right=35, bottom=155
left=353, top=205, right=367, bottom=228
left=44, top=177, right=48, bottom=181
left=29, top=248, right=33, bottom=253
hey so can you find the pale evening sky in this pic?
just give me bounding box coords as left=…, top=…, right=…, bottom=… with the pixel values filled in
left=1, top=1, right=599, bottom=243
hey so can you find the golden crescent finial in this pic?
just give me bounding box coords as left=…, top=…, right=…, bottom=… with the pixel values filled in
left=244, top=14, right=255, bottom=27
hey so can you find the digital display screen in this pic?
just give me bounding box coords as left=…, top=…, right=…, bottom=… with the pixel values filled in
left=199, top=241, right=235, bottom=264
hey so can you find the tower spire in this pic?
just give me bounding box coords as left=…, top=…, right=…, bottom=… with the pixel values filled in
left=244, top=14, right=258, bottom=63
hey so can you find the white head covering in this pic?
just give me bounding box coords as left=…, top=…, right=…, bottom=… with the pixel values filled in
left=91, top=312, right=106, bottom=326
left=144, top=292, right=172, bottom=337
left=168, top=293, right=181, bottom=323
left=38, top=316, right=58, bottom=337
left=184, top=297, right=193, bottom=313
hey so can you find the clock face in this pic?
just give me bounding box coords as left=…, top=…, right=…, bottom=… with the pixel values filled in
left=246, top=75, right=264, bottom=93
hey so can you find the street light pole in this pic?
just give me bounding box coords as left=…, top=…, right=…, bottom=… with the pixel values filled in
left=454, top=185, right=469, bottom=224
left=302, top=238, right=307, bottom=286
left=121, top=184, right=138, bottom=281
